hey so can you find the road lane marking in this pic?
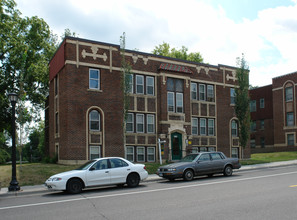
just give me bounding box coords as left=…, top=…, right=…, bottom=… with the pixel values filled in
left=1, top=170, right=297, bottom=210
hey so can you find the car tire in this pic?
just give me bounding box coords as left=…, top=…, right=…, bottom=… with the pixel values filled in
left=126, top=173, right=140, bottom=187
left=223, top=165, right=233, bottom=176
left=183, top=169, right=194, bottom=181
left=66, top=178, right=83, bottom=194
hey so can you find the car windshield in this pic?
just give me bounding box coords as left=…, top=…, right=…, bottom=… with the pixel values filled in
left=181, top=154, right=199, bottom=162
left=75, top=160, right=96, bottom=170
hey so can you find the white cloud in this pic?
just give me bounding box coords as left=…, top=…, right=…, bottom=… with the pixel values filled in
left=15, top=0, right=297, bottom=86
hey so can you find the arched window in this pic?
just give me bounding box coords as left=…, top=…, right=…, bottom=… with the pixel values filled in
left=231, top=120, right=238, bottom=137
left=89, top=110, right=100, bottom=131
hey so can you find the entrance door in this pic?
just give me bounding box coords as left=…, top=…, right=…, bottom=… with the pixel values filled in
left=171, top=132, right=182, bottom=160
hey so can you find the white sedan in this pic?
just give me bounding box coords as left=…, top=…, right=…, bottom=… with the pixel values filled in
left=45, top=157, right=148, bottom=194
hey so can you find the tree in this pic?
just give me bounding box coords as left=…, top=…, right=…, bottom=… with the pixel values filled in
left=0, top=0, right=58, bottom=134
left=234, top=54, right=250, bottom=156
left=152, top=42, right=204, bottom=63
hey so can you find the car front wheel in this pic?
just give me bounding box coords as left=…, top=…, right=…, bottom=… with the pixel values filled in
left=66, top=178, right=83, bottom=194
left=126, top=173, right=140, bottom=187
left=183, top=169, right=194, bottom=181
left=223, top=165, right=233, bottom=176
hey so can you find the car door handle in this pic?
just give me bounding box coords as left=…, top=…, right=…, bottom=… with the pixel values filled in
left=127, top=169, right=131, bottom=171
left=105, top=171, right=109, bottom=173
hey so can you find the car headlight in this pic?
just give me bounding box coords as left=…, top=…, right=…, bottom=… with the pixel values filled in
left=167, top=168, right=176, bottom=172
left=51, top=177, right=62, bottom=181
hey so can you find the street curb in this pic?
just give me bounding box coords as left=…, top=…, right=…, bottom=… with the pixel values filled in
left=1, top=160, right=297, bottom=196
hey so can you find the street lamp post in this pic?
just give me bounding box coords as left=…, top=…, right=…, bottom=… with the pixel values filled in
left=8, top=93, right=20, bottom=192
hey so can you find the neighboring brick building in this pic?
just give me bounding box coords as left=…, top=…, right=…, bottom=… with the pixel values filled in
left=46, top=36, right=250, bottom=164
left=249, top=72, right=297, bottom=153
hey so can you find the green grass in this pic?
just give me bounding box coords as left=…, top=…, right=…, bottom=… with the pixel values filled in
left=1, top=151, right=297, bottom=188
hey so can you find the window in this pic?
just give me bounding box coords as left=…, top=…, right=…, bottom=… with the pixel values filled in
left=207, top=85, right=214, bottom=101
left=231, top=148, right=239, bottom=158
left=90, top=146, right=100, bottom=160
left=55, top=112, right=59, bottom=134
left=176, top=93, right=183, bottom=113
left=260, top=137, right=265, bottom=148
left=200, top=118, right=206, bottom=135
left=136, top=114, right=144, bottom=133
left=128, top=74, right=133, bottom=93
left=192, top=147, right=199, bottom=153
left=147, top=147, right=155, bottom=162
left=136, top=75, right=144, bottom=94
left=167, top=78, right=184, bottom=113
left=260, top=98, right=265, bottom=108
left=147, top=114, right=155, bottom=133
left=260, top=120, right=264, bottom=129
left=126, top=146, right=134, bottom=161
left=89, top=69, right=100, bottom=90
left=146, top=76, right=154, bottom=95
left=231, top=120, right=238, bottom=136
left=230, top=88, right=235, bottom=104
left=126, top=113, right=134, bottom=132
left=208, top=119, right=215, bottom=136
left=250, top=139, right=256, bottom=148
left=54, top=76, right=58, bottom=96
left=167, top=92, right=175, bottom=112
left=199, top=84, right=205, bottom=101
left=110, top=158, right=128, bottom=168
left=89, top=110, right=100, bottom=131
left=92, top=159, right=108, bottom=170
left=199, top=154, right=210, bottom=161
left=287, top=112, right=294, bottom=126
left=137, top=147, right=145, bottom=162
left=250, top=100, right=256, bottom=112
left=250, top=121, right=256, bottom=132
left=285, top=86, right=293, bottom=102
left=210, top=153, right=222, bottom=160
left=192, top=118, right=198, bottom=135
left=287, top=134, right=295, bottom=146
left=191, top=83, right=197, bottom=100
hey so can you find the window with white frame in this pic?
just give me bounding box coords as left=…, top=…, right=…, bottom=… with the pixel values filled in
left=199, top=84, right=205, bottom=101
left=191, top=83, right=197, bottom=100
left=89, top=69, right=100, bottom=90
left=231, top=148, right=239, bottom=158
left=192, top=118, right=198, bottom=135
left=167, top=78, right=183, bottom=113
left=250, top=100, right=256, bottom=112
left=146, top=76, right=154, bottom=95
left=167, top=92, right=175, bottom=112
left=287, top=134, right=295, bottom=146
left=260, top=120, right=264, bottom=129
left=90, top=146, right=100, bottom=160
left=126, top=146, right=134, bottom=161
left=126, top=113, right=134, bottom=132
left=136, top=114, right=144, bottom=133
left=250, top=139, right=256, bottom=148
left=176, top=93, right=183, bottom=113
left=207, top=85, right=214, bottom=101
left=137, top=147, right=145, bottom=162
left=89, top=110, right=100, bottom=131
left=147, top=114, right=155, bottom=133
left=192, top=147, right=199, bottom=153
left=208, top=119, right=215, bottom=136
left=285, top=86, right=293, bottom=102
left=136, top=75, right=144, bottom=94
left=260, top=98, right=265, bottom=108
left=287, top=112, right=294, bottom=126
left=147, top=147, right=155, bottom=162
left=200, top=118, right=206, bottom=135
left=250, top=121, right=256, bottom=132
left=231, top=120, right=238, bottom=136
left=230, top=88, right=236, bottom=104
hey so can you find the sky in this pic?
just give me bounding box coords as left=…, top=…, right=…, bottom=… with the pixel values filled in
left=15, top=0, right=297, bottom=87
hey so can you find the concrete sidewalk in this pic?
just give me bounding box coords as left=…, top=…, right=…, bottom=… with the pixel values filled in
left=1, top=159, right=297, bottom=196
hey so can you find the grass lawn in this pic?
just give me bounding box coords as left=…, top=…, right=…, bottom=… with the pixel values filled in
left=1, top=151, right=297, bottom=188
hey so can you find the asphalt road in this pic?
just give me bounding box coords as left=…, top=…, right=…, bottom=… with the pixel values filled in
left=1, top=165, right=297, bottom=220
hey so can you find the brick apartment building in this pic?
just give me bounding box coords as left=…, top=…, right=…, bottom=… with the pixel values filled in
left=249, top=72, right=297, bottom=153
left=46, top=36, right=250, bottom=165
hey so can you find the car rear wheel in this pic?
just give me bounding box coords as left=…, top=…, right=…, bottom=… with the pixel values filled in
left=126, top=173, right=140, bottom=187
left=66, top=178, right=83, bottom=194
left=223, top=165, right=233, bottom=176
left=183, top=169, right=194, bottom=181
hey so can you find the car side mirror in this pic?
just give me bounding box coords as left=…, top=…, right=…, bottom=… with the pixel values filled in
left=89, top=167, right=95, bottom=171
